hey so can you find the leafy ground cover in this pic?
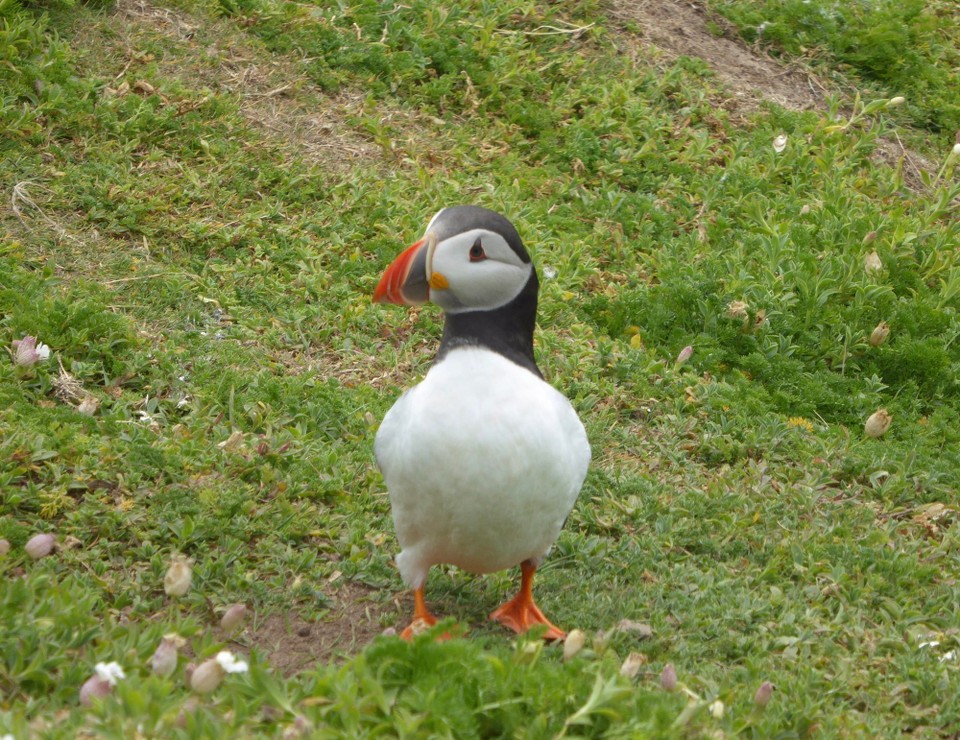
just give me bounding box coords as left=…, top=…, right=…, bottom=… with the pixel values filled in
left=709, top=0, right=960, bottom=139
left=2, top=0, right=960, bottom=735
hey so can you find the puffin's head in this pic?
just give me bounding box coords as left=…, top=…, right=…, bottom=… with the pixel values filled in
left=373, top=206, right=534, bottom=313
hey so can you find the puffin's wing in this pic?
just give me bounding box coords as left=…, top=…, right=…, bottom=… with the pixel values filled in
left=374, top=386, right=415, bottom=476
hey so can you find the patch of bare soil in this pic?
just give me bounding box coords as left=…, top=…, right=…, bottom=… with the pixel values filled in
left=608, top=0, right=824, bottom=111
left=607, top=0, right=936, bottom=189
left=245, top=580, right=393, bottom=675
left=104, top=0, right=378, bottom=171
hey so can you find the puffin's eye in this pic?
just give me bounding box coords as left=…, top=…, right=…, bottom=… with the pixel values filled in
left=469, top=240, right=486, bottom=262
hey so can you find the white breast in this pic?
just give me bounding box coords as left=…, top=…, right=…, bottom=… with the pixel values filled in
left=375, top=347, right=591, bottom=589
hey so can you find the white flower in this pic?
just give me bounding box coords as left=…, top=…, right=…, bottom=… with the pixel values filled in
left=215, top=651, right=249, bottom=674
left=939, top=650, right=958, bottom=663
left=543, top=265, right=557, bottom=280
left=773, top=134, right=788, bottom=153
left=709, top=699, right=725, bottom=719
left=952, top=143, right=960, bottom=157
left=95, top=661, right=126, bottom=686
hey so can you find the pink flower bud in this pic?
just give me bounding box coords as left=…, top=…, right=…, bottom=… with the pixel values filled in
left=151, top=635, right=184, bottom=677
left=754, top=680, right=774, bottom=707
left=11, top=336, right=51, bottom=367
left=80, top=662, right=125, bottom=706
left=190, top=658, right=225, bottom=693
left=864, top=251, right=882, bottom=274
left=190, top=651, right=248, bottom=693
left=25, top=533, right=56, bottom=559
left=660, top=663, right=678, bottom=691
left=79, top=675, right=113, bottom=706
left=0, top=539, right=10, bottom=556
left=675, top=345, right=693, bottom=367
left=220, top=603, right=248, bottom=631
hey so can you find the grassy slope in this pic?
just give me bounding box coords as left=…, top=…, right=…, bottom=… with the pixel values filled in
left=708, top=0, right=960, bottom=142
left=2, top=0, right=960, bottom=735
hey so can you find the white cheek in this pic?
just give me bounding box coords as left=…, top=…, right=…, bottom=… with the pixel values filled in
left=433, top=255, right=531, bottom=312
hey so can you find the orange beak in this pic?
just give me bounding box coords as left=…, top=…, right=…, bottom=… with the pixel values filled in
left=373, top=238, right=431, bottom=305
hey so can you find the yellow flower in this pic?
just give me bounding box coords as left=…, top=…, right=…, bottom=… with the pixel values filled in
left=787, top=417, right=814, bottom=432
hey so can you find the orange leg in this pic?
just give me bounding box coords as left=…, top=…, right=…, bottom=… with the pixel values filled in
left=490, top=560, right=565, bottom=641
left=400, top=585, right=439, bottom=640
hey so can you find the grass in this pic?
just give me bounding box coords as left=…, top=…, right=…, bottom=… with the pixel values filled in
left=708, top=0, right=960, bottom=141
left=2, top=0, right=960, bottom=735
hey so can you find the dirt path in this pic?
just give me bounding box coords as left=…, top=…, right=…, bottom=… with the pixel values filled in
left=609, top=0, right=825, bottom=111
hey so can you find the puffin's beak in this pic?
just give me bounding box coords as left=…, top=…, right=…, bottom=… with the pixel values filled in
left=373, top=236, right=432, bottom=305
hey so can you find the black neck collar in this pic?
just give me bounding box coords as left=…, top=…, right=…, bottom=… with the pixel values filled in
left=435, top=271, right=541, bottom=377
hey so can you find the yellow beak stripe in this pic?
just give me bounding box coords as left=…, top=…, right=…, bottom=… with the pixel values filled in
left=429, top=272, right=449, bottom=290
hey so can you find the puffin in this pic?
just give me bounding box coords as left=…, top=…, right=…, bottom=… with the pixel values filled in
left=373, top=205, right=591, bottom=641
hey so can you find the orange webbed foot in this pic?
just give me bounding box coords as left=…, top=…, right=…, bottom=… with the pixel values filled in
left=400, top=614, right=443, bottom=640
left=490, top=560, right=566, bottom=642
left=399, top=584, right=452, bottom=641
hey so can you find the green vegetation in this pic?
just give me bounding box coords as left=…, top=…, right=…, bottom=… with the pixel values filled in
left=2, top=0, right=960, bottom=735
left=710, top=0, right=960, bottom=137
